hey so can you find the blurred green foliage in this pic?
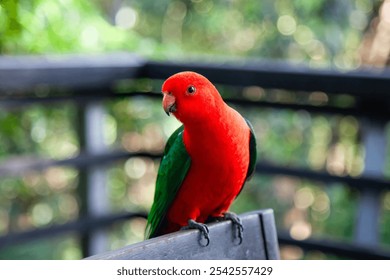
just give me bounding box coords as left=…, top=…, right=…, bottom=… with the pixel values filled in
left=0, top=0, right=383, bottom=66
left=0, top=0, right=389, bottom=260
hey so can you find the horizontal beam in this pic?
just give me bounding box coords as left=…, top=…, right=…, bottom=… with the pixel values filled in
left=255, top=162, right=390, bottom=193
left=143, top=60, right=390, bottom=99
left=278, top=232, right=390, bottom=260
left=0, top=151, right=161, bottom=176
left=1, top=53, right=390, bottom=101
left=0, top=90, right=362, bottom=117
left=1, top=54, right=388, bottom=118
left=0, top=53, right=145, bottom=91
left=1, top=151, right=389, bottom=192
left=0, top=212, right=147, bottom=249
left=1, top=207, right=388, bottom=259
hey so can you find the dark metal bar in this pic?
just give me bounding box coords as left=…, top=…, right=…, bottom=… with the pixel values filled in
left=0, top=90, right=363, bottom=118
left=0, top=212, right=147, bottom=249
left=278, top=232, right=390, bottom=260
left=1, top=55, right=389, bottom=119
left=142, top=60, right=390, bottom=120
left=1, top=152, right=389, bottom=192
left=0, top=54, right=145, bottom=91
left=76, top=104, right=90, bottom=257
left=142, top=60, right=390, bottom=98
left=0, top=151, right=161, bottom=176
left=1, top=54, right=390, bottom=99
left=255, top=162, right=390, bottom=192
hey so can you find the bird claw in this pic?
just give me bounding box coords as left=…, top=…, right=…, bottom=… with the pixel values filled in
left=181, top=219, right=210, bottom=247
left=223, top=212, right=244, bottom=245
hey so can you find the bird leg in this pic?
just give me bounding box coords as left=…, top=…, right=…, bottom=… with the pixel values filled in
left=181, top=219, right=210, bottom=247
left=205, top=212, right=244, bottom=244
left=223, top=212, right=244, bottom=245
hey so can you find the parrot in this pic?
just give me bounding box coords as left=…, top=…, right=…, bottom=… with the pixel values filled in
left=145, top=71, right=257, bottom=245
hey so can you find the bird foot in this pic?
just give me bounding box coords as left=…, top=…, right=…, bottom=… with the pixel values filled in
left=223, top=212, right=244, bottom=245
left=181, top=219, right=210, bottom=247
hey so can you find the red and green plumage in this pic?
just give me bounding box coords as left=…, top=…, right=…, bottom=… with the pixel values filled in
left=145, top=71, right=257, bottom=239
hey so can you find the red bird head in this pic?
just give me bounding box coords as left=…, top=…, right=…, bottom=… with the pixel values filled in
left=161, top=71, right=224, bottom=124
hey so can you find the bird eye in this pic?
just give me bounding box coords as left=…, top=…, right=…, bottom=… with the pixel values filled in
left=187, top=85, right=196, bottom=95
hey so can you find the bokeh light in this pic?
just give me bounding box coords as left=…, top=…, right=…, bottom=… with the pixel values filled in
left=115, top=6, right=138, bottom=30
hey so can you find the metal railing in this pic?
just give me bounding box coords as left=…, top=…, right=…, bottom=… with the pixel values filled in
left=0, top=53, right=389, bottom=259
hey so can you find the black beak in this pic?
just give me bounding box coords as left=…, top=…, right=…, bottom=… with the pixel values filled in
left=165, top=103, right=177, bottom=116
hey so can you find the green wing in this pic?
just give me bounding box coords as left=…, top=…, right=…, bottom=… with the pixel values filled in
left=235, top=119, right=257, bottom=198
left=145, top=125, right=191, bottom=239
left=245, top=118, right=257, bottom=180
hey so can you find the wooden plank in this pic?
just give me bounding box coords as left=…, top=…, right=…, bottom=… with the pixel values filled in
left=86, top=209, right=279, bottom=260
